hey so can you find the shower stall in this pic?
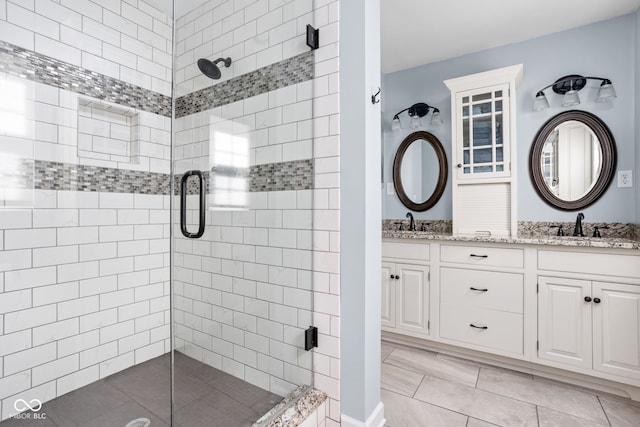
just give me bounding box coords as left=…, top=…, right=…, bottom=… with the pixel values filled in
left=0, top=0, right=326, bottom=425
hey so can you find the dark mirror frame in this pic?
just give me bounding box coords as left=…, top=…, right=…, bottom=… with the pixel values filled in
left=529, top=110, right=617, bottom=211
left=392, top=131, right=448, bottom=212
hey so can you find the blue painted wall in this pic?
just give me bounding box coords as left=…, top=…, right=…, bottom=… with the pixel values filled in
left=383, top=12, right=638, bottom=223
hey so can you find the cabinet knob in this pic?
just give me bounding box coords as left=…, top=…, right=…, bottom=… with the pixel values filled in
left=390, top=274, right=394, bottom=279
left=395, top=275, right=400, bottom=280
left=584, top=296, right=592, bottom=302
left=457, top=163, right=462, bottom=168
left=593, top=297, right=601, bottom=304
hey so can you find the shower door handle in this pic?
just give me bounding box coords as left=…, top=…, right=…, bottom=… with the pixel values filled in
left=180, top=170, right=206, bottom=239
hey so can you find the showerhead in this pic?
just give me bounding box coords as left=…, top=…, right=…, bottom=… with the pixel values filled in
left=197, top=57, right=232, bottom=80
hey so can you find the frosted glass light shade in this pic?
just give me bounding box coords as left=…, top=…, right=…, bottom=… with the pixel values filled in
left=596, top=82, right=617, bottom=103
left=533, top=92, right=550, bottom=112
left=391, top=117, right=401, bottom=131
left=430, top=110, right=443, bottom=126
left=410, top=115, right=421, bottom=129
left=561, top=89, right=580, bottom=107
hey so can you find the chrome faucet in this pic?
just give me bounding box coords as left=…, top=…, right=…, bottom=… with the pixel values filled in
left=573, top=212, right=585, bottom=237
left=406, top=212, right=416, bottom=231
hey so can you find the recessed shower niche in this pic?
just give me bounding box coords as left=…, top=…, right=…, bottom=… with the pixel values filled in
left=77, top=97, right=141, bottom=165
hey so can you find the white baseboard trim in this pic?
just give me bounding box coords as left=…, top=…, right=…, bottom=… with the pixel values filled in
left=341, top=402, right=385, bottom=427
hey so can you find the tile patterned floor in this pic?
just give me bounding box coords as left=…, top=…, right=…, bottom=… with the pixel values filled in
left=381, top=341, right=640, bottom=427
left=0, top=352, right=282, bottom=427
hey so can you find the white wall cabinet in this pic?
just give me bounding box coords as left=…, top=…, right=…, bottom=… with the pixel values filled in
left=539, top=276, right=640, bottom=380
left=444, top=65, right=523, bottom=237
left=453, top=84, right=512, bottom=180
left=381, top=262, right=430, bottom=337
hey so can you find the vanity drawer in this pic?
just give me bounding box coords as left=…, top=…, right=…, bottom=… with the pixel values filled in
left=440, top=304, right=523, bottom=355
left=440, top=244, right=523, bottom=268
left=440, top=268, right=523, bottom=314
left=538, top=250, right=640, bottom=278
left=383, top=241, right=430, bottom=262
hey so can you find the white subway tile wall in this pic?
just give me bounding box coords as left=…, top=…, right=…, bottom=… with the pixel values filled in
left=3, top=0, right=172, bottom=97
left=0, top=192, right=171, bottom=420
left=174, top=0, right=313, bottom=96
left=0, top=0, right=172, bottom=422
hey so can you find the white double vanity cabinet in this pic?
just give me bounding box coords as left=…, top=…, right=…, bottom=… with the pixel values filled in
left=384, top=65, right=640, bottom=400
left=381, top=239, right=640, bottom=398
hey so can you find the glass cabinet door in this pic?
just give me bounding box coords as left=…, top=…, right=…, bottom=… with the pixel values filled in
left=457, top=84, right=510, bottom=179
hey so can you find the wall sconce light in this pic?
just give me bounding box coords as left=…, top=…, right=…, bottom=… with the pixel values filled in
left=533, top=74, right=617, bottom=112
left=391, top=102, right=442, bottom=131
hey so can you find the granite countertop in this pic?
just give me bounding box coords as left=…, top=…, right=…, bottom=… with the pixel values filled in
left=257, top=387, right=327, bottom=427
left=382, top=230, right=640, bottom=251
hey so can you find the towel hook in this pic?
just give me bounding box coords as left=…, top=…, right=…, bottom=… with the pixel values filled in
left=371, top=87, right=381, bottom=104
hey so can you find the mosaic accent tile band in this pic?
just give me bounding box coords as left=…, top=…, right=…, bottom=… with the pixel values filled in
left=0, top=41, right=171, bottom=117
left=34, top=160, right=170, bottom=194
left=176, top=159, right=314, bottom=195
left=1, top=159, right=313, bottom=196
left=175, top=51, right=314, bottom=118
left=251, top=159, right=313, bottom=192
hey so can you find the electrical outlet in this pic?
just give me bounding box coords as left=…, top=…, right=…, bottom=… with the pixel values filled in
left=617, top=170, right=633, bottom=188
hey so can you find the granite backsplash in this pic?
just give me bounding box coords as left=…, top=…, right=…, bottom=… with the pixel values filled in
left=383, top=220, right=638, bottom=241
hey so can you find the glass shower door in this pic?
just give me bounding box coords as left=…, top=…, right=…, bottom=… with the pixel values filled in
left=170, top=0, right=316, bottom=425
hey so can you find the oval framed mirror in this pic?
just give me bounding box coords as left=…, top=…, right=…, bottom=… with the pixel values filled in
left=529, top=110, right=617, bottom=211
left=393, top=131, right=448, bottom=211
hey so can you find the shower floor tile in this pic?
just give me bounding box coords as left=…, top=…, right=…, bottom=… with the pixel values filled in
left=0, top=353, right=283, bottom=427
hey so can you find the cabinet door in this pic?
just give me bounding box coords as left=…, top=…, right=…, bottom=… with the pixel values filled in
left=381, top=262, right=396, bottom=328
left=538, top=276, right=592, bottom=369
left=396, top=263, right=429, bottom=336
left=456, top=84, right=510, bottom=180
left=593, top=282, right=640, bottom=380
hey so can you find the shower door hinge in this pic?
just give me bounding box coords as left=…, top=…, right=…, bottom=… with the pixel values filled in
left=305, top=326, right=318, bottom=351
left=306, top=25, right=319, bottom=50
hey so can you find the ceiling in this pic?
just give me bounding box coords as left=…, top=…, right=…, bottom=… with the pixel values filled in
left=381, top=0, right=640, bottom=74
left=145, top=0, right=640, bottom=74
